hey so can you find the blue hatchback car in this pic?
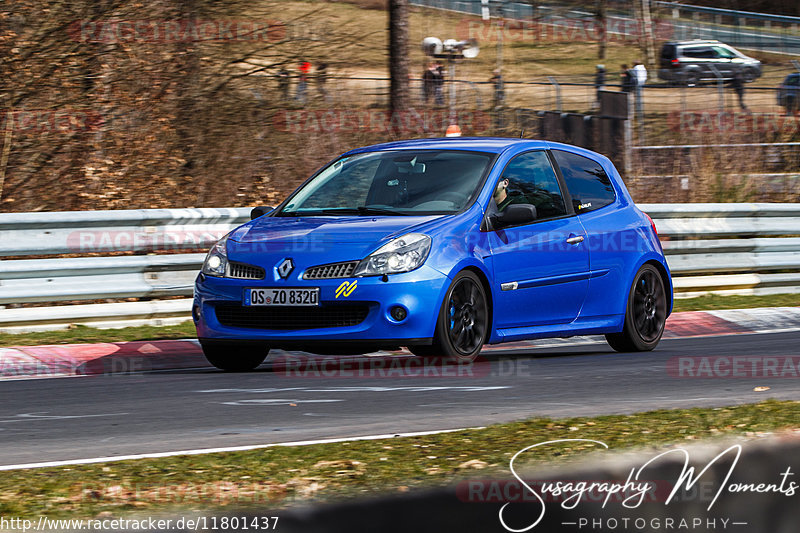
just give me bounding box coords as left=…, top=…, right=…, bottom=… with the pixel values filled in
left=194, top=138, right=672, bottom=370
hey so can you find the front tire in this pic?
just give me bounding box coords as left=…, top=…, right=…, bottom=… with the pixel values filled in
left=202, top=342, right=269, bottom=371
left=685, top=72, right=700, bottom=87
left=411, top=271, right=489, bottom=362
left=606, top=264, right=667, bottom=352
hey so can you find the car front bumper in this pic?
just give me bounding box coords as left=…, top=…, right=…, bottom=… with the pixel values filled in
left=193, top=265, right=450, bottom=348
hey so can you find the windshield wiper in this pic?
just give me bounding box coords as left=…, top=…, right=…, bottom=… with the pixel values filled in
left=316, top=207, right=410, bottom=216
left=276, top=207, right=411, bottom=217
left=357, top=206, right=411, bottom=216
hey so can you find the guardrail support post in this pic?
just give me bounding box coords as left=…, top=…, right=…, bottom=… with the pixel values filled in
left=707, top=64, right=725, bottom=111
left=547, top=76, right=562, bottom=113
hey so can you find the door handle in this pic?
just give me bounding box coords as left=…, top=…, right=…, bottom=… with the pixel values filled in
left=566, top=235, right=584, bottom=245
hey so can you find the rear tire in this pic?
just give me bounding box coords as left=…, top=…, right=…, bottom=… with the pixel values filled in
left=606, top=264, right=667, bottom=352
left=413, top=271, right=489, bottom=362
left=685, top=72, right=700, bottom=87
left=786, top=96, right=797, bottom=115
left=202, top=342, right=269, bottom=371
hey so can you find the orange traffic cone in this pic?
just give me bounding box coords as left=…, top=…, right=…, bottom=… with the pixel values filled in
left=445, top=124, right=462, bottom=137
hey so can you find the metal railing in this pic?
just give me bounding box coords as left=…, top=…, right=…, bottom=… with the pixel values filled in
left=0, top=207, right=249, bottom=331
left=409, top=0, right=800, bottom=54
left=0, top=204, right=798, bottom=332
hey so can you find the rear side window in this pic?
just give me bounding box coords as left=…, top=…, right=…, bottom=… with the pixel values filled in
left=787, top=75, right=800, bottom=86
left=660, top=44, right=676, bottom=60
left=682, top=47, right=714, bottom=59
left=552, top=150, right=616, bottom=214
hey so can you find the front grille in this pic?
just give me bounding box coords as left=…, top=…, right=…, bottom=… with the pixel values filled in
left=229, top=262, right=265, bottom=280
left=215, top=303, right=370, bottom=330
left=303, top=261, right=359, bottom=280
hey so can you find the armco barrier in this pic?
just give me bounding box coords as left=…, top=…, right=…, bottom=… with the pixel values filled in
left=0, top=207, right=249, bottom=332
left=0, top=203, right=798, bottom=332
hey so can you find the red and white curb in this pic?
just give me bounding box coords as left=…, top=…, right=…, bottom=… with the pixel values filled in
left=0, top=307, right=798, bottom=379
left=0, top=340, right=206, bottom=379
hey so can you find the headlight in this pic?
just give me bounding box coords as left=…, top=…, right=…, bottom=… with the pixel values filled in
left=202, top=234, right=229, bottom=277
left=354, top=233, right=431, bottom=277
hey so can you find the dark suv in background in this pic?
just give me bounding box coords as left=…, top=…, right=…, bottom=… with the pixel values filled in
left=658, top=40, right=762, bottom=86
left=778, top=73, right=799, bottom=114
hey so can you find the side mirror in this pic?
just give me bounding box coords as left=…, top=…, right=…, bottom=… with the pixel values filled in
left=250, top=206, right=273, bottom=220
left=491, top=204, right=537, bottom=229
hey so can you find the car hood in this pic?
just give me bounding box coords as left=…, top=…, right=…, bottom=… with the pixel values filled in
left=231, top=215, right=442, bottom=245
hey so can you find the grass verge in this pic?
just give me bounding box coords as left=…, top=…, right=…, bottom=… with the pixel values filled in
left=671, top=293, right=800, bottom=313
left=0, top=323, right=197, bottom=348
left=0, top=400, right=797, bottom=519
left=1, top=293, right=797, bottom=348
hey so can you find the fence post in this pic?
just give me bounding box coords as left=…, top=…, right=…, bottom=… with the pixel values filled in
left=547, top=76, right=562, bottom=113
left=707, top=64, right=725, bottom=111
left=0, top=110, right=12, bottom=203
left=624, top=92, right=633, bottom=178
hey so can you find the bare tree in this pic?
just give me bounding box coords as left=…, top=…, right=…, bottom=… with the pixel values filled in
left=388, top=0, right=410, bottom=121
left=595, top=0, right=607, bottom=60
left=634, top=0, right=656, bottom=70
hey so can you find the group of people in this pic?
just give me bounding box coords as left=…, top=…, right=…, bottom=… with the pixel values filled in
left=277, top=61, right=328, bottom=104
left=617, top=62, right=647, bottom=94
left=596, top=60, right=747, bottom=115
left=593, top=62, right=647, bottom=119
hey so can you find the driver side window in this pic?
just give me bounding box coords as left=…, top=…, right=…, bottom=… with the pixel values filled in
left=496, top=151, right=568, bottom=221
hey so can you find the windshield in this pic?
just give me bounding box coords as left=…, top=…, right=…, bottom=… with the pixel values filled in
left=276, top=150, right=494, bottom=216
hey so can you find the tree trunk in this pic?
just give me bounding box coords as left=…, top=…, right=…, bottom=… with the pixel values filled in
left=596, top=0, right=607, bottom=60
left=636, top=0, right=656, bottom=72
left=388, top=0, right=410, bottom=126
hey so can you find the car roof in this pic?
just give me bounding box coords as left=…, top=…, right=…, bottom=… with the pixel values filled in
left=669, top=40, right=722, bottom=46
left=342, top=137, right=549, bottom=156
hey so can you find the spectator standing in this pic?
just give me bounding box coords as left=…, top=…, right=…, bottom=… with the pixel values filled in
left=632, top=61, right=647, bottom=121
left=620, top=64, right=634, bottom=93
left=729, top=69, right=747, bottom=111
left=490, top=69, right=505, bottom=109
left=296, top=60, right=311, bottom=104
left=422, top=62, right=437, bottom=104
left=433, top=62, right=445, bottom=106
left=316, top=62, right=328, bottom=101
left=277, top=67, right=290, bottom=101
left=594, top=64, right=606, bottom=108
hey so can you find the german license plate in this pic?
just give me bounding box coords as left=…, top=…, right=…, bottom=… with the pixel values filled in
left=245, top=288, right=320, bottom=307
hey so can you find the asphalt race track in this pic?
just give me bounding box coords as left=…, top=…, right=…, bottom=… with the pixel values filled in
left=0, top=332, right=798, bottom=467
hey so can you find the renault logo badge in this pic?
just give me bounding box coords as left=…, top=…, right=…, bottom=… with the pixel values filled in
left=276, top=258, right=294, bottom=279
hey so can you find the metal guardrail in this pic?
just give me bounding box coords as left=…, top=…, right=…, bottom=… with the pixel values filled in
left=0, top=204, right=798, bottom=332
left=410, top=0, right=800, bottom=55
left=0, top=207, right=249, bottom=331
